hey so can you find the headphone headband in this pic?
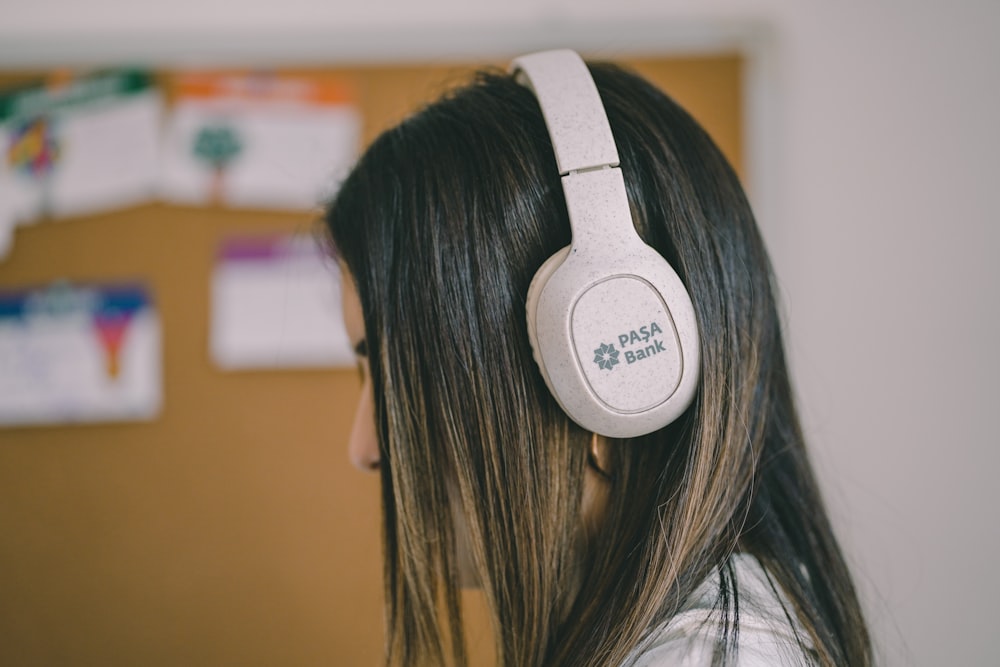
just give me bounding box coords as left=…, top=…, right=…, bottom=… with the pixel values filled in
left=510, top=50, right=619, bottom=174
left=512, top=51, right=642, bottom=255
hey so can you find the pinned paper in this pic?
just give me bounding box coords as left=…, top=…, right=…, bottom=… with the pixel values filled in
left=210, top=233, right=353, bottom=369
left=160, top=73, right=360, bottom=209
left=0, top=281, right=162, bottom=427
left=0, top=70, right=162, bottom=230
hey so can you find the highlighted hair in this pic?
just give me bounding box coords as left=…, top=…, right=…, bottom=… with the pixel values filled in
left=325, top=63, right=871, bottom=667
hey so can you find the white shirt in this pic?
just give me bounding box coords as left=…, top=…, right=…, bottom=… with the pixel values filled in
left=626, top=555, right=814, bottom=667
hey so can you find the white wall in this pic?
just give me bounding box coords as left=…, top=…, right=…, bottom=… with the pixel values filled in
left=2, top=1, right=997, bottom=664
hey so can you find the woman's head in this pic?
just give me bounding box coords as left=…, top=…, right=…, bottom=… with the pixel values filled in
left=326, top=60, right=869, bottom=667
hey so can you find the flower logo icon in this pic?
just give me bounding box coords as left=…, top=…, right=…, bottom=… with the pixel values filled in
left=593, top=343, right=620, bottom=371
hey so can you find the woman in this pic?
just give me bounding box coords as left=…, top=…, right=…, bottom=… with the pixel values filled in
left=325, top=52, right=872, bottom=666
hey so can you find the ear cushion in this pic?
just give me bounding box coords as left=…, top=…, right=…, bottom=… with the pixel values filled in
left=525, top=245, right=571, bottom=360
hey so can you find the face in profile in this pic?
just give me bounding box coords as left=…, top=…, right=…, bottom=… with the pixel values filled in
left=340, top=263, right=485, bottom=585
left=339, top=266, right=379, bottom=473
left=338, top=259, right=609, bottom=588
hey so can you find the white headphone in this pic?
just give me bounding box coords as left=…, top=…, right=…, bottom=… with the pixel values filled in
left=511, top=49, right=701, bottom=438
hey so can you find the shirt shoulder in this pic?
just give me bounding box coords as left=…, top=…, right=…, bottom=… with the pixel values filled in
left=627, top=555, right=815, bottom=667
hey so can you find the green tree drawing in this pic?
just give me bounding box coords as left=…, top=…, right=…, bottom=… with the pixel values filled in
left=193, top=124, right=243, bottom=204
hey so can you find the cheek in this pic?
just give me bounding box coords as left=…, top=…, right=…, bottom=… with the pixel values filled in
left=348, top=377, right=380, bottom=472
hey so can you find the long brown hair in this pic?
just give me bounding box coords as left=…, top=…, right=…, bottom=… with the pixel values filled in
left=325, top=62, right=872, bottom=666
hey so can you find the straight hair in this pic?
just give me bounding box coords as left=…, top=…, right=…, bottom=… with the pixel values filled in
left=325, top=63, right=872, bottom=667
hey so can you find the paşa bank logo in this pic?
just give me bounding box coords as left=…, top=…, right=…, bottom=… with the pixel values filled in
left=592, top=322, right=666, bottom=372
left=593, top=342, right=620, bottom=370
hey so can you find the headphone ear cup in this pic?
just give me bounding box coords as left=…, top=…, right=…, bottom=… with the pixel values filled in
left=525, top=246, right=570, bottom=362
left=527, top=240, right=700, bottom=438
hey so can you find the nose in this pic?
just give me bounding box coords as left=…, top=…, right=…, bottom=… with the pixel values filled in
left=348, top=379, right=380, bottom=472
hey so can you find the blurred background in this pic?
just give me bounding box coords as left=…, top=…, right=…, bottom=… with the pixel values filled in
left=0, top=1, right=996, bottom=665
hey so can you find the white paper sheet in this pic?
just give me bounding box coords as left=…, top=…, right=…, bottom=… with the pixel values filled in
left=210, top=233, right=353, bottom=369
left=0, top=281, right=162, bottom=427
left=160, top=73, right=360, bottom=210
left=0, top=71, right=162, bottom=227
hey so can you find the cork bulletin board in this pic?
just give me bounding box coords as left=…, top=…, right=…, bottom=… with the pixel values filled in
left=0, top=56, right=742, bottom=665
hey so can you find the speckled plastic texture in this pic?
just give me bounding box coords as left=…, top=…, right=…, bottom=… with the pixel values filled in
left=513, top=50, right=701, bottom=438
